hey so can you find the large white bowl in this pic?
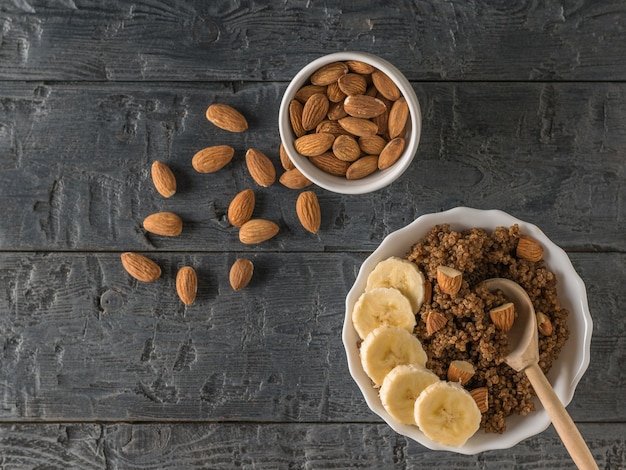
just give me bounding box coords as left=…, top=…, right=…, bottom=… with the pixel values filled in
left=342, top=207, right=593, bottom=454
left=278, top=51, right=422, bottom=194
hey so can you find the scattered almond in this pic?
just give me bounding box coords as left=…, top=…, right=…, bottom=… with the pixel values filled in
left=229, top=258, right=254, bottom=291
left=176, top=266, right=197, bottom=305
left=377, top=137, right=405, bottom=170
left=121, top=252, right=161, bottom=282
left=192, top=145, right=235, bottom=173
left=279, top=142, right=295, bottom=170
left=296, top=191, right=321, bottom=234
left=228, top=189, right=255, bottom=227
left=346, top=155, right=378, bottom=180
left=470, top=387, right=489, bottom=413
left=239, top=219, right=279, bottom=244
left=245, top=148, right=276, bottom=187
left=426, top=310, right=447, bottom=335
left=143, top=212, right=183, bottom=237
left=206, top=103, right=248, bottom=132
left=489, top=302, right=516, bottom=332
left=279, top=168, right=312, bottom=189
left=423, top=279, right=433, bottom=306
left=447, top=360, right=475, bottom=385
left=151, top=161, right=176, bottom=197
left=516, top=235, right=543, bottom=262
left=436, top=265, right=463, bottom=296
left=536, top=311, right=553, bottom=335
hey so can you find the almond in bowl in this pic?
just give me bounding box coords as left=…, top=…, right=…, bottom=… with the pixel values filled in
left=279, top=52, right=422, bottom=195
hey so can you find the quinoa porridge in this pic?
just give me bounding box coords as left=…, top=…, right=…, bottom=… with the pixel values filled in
left=405, top=224, right=570, bottom=434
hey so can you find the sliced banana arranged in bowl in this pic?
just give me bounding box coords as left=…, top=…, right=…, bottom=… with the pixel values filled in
left=352, top=256, right=484, bottom=448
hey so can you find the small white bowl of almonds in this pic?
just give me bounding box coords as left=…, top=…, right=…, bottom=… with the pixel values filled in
left=278, top=51, right=421, bottom=194
left=343, top=207, right=593, bottom=454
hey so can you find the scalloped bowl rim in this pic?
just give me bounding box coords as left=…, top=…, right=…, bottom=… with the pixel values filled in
left=342, top=207, right=593, bottom=454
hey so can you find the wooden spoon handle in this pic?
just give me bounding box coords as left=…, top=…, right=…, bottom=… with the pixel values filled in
left=525, top=363, right=598, bottom=470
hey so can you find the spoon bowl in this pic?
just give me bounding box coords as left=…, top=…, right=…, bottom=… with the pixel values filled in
left=483, top=277, right=598, bottom=469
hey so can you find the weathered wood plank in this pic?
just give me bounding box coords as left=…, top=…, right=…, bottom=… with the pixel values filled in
left=0, top=252, right=622, bottom=422
left=0, top=81, right=624, bottom=251
left=0, top=0, right=625, bottom=82
left=0, top=423, right=623, bottom=469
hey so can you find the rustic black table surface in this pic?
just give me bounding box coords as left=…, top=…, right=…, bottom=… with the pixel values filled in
left=1, top=1, right=625, bottom=468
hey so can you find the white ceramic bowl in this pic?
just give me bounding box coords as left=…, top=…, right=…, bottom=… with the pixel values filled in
left=278, top=51, right=422, bottom=194
left=342, top=207, right=593, bottom=454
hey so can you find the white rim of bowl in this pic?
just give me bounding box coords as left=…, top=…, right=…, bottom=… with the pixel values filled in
left=278, top=51, right=422, bottom=194
left=342, top=207, right=593, bottom=454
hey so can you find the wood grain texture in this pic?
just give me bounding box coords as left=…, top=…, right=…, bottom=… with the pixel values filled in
left=0, top=81, right=624, bottom=251
left=0, top=423, right=623, bottom=469
left=0, top=0, right=624, bottom=81
left=0, top=252, right=622, bottom=423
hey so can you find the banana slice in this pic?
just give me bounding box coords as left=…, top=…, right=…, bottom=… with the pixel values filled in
left=414, top=381, right=482, bottom=447
left=360, top=325, right=427, bottom=387
left=366, top=257, right=426, bottom=313
left=380, top=364, right=441, bottom=425
left=352, top=287, right=416, bottom=340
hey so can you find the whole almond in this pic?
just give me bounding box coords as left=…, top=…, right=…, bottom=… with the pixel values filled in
left=309, top=152, right=350, bottom=176
left=316, top=120, right=350, bottom=137
left=239, top=219, right=279, bottom=244
left=192, top=145, right=235, bottom=173
left=345, top=60, right=375, bottom=74
left=121, top=252, right=161, bottom=282
left=337, top=73, right=368, bottom=96
left=289, top=100, right=306, bottom=138
left=143, top=212, right=183, bottom=237
left=378, top=137, right=406, bottom=170
left=301, top=93, right=329, bottom=131
left=338, top=117, right=378, bottom=137
left=371, top=70, right=401, bottom=101
left=245, top=148, right=276, bottom=187
left=150, top=160, right=176, bottom=198
left=279, top=142, right=295, bottom=170
left=176, top=266, right=197, bottom=305
left=332, top=135, right=361, bottom=162
left=327, top=102, right=348, bottom=121
left=310, top=61, right=348, bottom=85
left=388, top=97, right=409, bottom=139
left=343, top=95, right=387, bottom=119
left=228, top=189, right=255, bottom=227
left=294, top=133, right=335, bottom=157
left=229, top=258, right=254, bottom=291
left=326, top=82, right=347, bottom=103
left=359, top=135, right=388, bottom=155
left=296, top=190, right=321, bottom=234
left=206, top=103, right=248, bottom=132
left=295, top=84, right=327, bottom=103
left=279, top=168, right=312, bottom=189
left=346, top=155, right=378, bottom=179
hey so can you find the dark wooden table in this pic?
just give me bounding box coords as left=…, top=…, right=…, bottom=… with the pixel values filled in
left=1, top=1, right=624, bottom=468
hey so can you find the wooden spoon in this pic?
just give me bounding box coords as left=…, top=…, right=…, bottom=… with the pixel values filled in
left=483, top=278, right=598, bottom=470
